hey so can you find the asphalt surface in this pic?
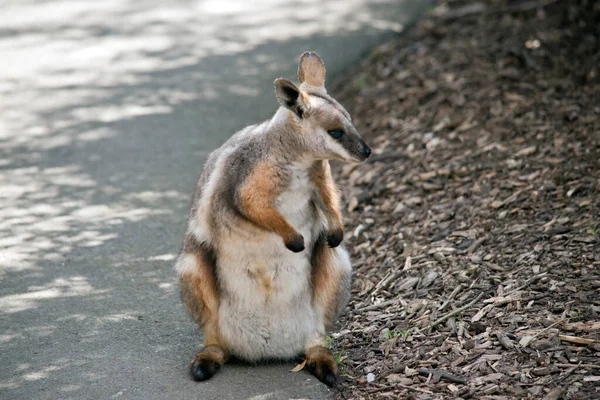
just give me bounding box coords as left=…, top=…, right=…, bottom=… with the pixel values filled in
left=0, top=1, right=430, bottom=399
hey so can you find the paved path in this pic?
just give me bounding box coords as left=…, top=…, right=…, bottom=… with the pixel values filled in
left=0, top=1, right=430, bottom=399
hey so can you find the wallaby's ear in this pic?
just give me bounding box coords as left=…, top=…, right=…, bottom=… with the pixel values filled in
left=274, top=78, right=307, bottom=118
left=298, top=51, right=326, bottom=87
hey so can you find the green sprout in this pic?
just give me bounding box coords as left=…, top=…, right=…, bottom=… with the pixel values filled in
left=325, top=336, right=333, bottom=348
left=386, top=329, right=410, bottom=341
left=333, top=349, right=345, bottom=365
left=326, top=336, right=355, bottom=380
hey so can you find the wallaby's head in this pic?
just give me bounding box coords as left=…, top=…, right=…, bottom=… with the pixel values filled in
left=274, top=51, right=371, bottom=163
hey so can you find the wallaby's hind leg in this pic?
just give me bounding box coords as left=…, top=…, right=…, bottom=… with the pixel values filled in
left=305, top=342, right=338, bottom=387
left=189, top=343, right=227, bottom=381
left=306, top=233, right=352, bottom=386
left=311, top=233, right=352, bottom=330
left=177, top=243, right=228, bottom=381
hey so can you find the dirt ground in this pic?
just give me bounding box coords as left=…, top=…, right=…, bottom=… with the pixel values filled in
left=328, top=1, right=600, bottom=399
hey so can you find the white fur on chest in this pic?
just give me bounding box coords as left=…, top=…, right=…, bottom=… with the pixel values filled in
left=276, top=162, right=317, bottom=234
left=216, top=162, right=324, bottom=361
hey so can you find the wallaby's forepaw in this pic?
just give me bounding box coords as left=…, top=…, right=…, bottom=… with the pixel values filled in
left=305, top=346, right=338, bottom=387
left=326, top=229, right=343, bottom=248
left=190, top=345, right=225, bottom=382
left=285, top=233, right=305, bottom=253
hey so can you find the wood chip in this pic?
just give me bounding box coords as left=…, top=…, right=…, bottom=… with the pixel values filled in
left=541, top=387, right=563, bottom=400
left=515, top=145, right=537, bottom=157
left=519, top=335, right=535, bottom=348
left=447, top=383, right=459, bottom=393
left=558, top=334, right=600, bottom=345
left=471, top=304, right=493, bottom=322
left=555, top=363, right=600, bottom=370
left=472, top=373, right=505, bottom=386
left=562, top=321, right=600, bottom=332
left=494, top=331, right=515, bottom=350
left=417, top=368, right=467, bottom=384
left=347, top=197, right=359, bottom=212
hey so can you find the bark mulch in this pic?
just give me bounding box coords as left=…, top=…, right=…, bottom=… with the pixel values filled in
left=327, top=1, right=599, bottom=398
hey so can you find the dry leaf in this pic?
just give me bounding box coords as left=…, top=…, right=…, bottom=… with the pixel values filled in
left=290, top=359, right=306, bottom=372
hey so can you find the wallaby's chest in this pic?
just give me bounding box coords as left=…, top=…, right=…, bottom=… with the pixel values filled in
left=215, top=164, right=322, bottom=360
left=219, top=165, right=319, bottom=293
left=276, top=166, right=317, bottom=231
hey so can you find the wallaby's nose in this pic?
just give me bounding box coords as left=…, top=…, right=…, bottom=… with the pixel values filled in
left=363, top=145, right=372, bottom=159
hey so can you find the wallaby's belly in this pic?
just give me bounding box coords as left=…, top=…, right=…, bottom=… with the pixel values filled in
left=216, top=187, right=321, bottom=361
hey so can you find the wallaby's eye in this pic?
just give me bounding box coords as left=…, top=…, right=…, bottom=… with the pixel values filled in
left=327, top=129, right=344, bottom=140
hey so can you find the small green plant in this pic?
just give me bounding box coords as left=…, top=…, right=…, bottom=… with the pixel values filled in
left=334, top=350, right=356, bottom=380
left=325, top=335, right=333, bottom=348
left=588, top=224, right=599, bottom=236
left=341, top=370, right=355, bottom=380
left=386, top=329, right=410, bottom=341
left=333, top=349, right=345, bottom=365
left=326, top=336, right=355, bottom=380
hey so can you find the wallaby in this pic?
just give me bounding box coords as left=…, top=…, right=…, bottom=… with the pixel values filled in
left=175, top=51, right=371, bottom=386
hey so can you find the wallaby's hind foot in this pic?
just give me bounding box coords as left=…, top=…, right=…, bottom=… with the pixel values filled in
left=190, top=345, right=226, bottom=381
left=305, top=346, right=338, bottom=387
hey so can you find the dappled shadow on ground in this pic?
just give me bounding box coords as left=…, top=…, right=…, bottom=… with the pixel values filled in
left=0, top=0, right=432, bottom=398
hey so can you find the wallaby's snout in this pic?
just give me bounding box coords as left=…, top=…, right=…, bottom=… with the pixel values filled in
left=360, top=140, right=372, bottom=160
left=335, top=125, right=371, bottom=163
left=346, top=131, right=371, bottom=162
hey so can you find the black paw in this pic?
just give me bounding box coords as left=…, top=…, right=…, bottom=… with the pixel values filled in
left=190, top=359, right=220, bottom=382
left=321, top=370, right=337, bottom=387
left=285, top=234, right=305, bottom=253
left=326, top=230, right=343, bottom=248
left=307, top=360, right=338, bottom=387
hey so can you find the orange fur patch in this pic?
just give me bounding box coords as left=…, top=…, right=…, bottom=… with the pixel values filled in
left=311, top=238, right=343, bottom=329
left=310, top=160, right=343, bottom=233
left=239, top=161, right=299, bottom=244
left=179, top=247, right=224, bottom=349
